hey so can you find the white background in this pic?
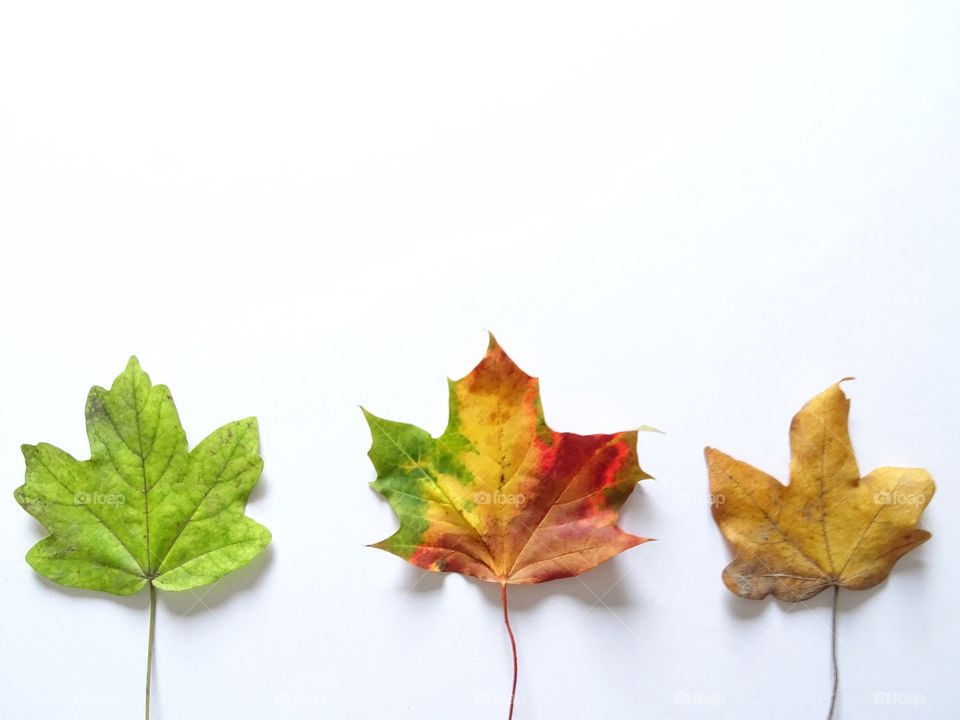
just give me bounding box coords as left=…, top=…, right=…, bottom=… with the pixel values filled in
left=0, top=2, right=957, bottom=719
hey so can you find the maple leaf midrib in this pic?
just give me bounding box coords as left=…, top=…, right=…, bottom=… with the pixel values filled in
left=813, top=410, right=838, bottom=576
left=793, top=400, right=867, bottom=578
left=128, top=373, right=154, bottom=576
left=443, top=392, right=540, bottom=576
left=490, top=404, right=540, bottom=578
left=93, top=385, right=173, bottom=577
left=90, top=388, right=182, bottom=501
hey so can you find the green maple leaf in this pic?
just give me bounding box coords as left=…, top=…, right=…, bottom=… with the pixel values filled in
left=14, top=357, right=270, bottom=718
left=15, top=356, right=271, bottom=593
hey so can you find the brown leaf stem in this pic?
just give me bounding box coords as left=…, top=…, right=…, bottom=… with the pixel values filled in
left=501, top=581, right=518, bottom=720
left=827, top=584, right=839, bottom=720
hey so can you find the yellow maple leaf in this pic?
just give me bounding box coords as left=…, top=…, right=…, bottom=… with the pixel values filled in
left=706, top=381, right=934, bottom=602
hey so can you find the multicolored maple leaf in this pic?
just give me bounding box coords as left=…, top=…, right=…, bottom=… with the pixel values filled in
left=364, top=334, right=651, bottom=718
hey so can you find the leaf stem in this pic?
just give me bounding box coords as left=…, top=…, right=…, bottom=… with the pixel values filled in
left=146, top=582, right=156, bottom=720
left=500, top=581, right=518, bottom=720
left=827, top=584, right=839, bottom=720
